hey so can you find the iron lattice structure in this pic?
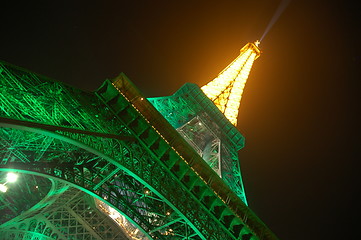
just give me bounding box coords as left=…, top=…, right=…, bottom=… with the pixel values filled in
left=0, top=48, right=277, bottom=240
left=0, top=181, right=132, bottom=240
left=148, top=84, right=247, bottom=204
left=201, top=41, right=261, bottom=125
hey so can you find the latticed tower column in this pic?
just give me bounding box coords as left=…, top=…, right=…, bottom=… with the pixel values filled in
left=201, top=41, right=261, bottom=126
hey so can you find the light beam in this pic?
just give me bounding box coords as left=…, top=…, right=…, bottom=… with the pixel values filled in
left=260, top=0, right=292, bottom=42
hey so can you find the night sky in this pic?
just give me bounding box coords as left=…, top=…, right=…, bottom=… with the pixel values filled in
left=1, top=1, right=360, bottom=239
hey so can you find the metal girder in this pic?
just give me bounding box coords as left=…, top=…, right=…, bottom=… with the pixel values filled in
left=0, top=117, right=135, bottom=141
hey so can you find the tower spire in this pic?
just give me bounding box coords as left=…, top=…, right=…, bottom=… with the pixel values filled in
left=201, top=41, right=261, bottom=125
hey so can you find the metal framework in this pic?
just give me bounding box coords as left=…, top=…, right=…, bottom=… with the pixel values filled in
left=0, top=174, right=51, bottom=225
left=201, top=41, right=261, bottom=125
left=0, top=180, right=131, bottom=240
left=0, top=60, right=278, bottom=240
left=148, top=83, right=247, bottom=204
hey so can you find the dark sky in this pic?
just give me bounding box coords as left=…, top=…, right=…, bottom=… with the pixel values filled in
left=1, top=1, right=360, bottom=239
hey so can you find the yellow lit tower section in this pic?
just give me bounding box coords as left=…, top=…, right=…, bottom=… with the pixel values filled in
left=201, top=41, right=261, bottom=125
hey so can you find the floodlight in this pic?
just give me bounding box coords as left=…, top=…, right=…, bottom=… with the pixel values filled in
left=6, top=172, right=18, bottom=183
left=0, top=184, right=7, bottom=193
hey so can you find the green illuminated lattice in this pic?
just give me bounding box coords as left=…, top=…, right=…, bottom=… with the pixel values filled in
left=0, top=61, right=278, bottom=240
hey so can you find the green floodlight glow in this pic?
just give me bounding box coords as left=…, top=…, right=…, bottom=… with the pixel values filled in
left=6, top=172, right=18, bottom=183
left=0, top=184, right=8, bottom=193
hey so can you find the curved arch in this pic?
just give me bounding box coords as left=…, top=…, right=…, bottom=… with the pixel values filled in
left=0, top=168, right=156, bottom=239
left=0, top=124, right=203, bottom=239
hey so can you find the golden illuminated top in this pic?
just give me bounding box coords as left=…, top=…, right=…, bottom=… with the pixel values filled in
left=201, top=41, right=261, bottom=125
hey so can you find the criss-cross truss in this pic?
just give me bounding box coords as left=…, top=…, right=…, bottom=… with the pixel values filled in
left=0, top=57, right=278, bottom=240
left=201, top=42, right=261, bottom=125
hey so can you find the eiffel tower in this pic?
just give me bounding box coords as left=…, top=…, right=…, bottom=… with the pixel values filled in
left=0, top=41, right=278, bottom=239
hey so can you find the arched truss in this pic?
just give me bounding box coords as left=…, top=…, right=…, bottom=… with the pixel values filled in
left=0, top=126, right=202, bottom=239
left=0, top=177, right=135, bottom=240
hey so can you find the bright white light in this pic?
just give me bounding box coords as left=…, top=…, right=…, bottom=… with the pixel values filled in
left=0, top=184, right=8, bottom=193
left=6, top=172, right=18, bottom=183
